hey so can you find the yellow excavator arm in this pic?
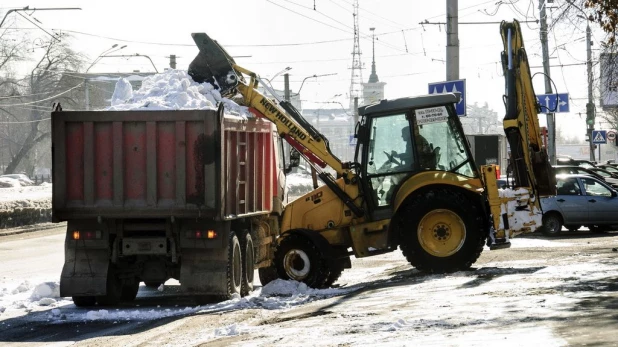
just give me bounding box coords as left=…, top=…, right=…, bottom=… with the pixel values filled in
left=187, top=33, right=363, bottom=217
left=500, top=20, right=555, bottom=197
left=484, top=20, right=556, bottom=244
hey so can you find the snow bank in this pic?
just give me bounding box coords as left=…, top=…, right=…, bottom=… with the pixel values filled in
left=106, top=69, right=253, bottom=119
left=0, top=184, right=52, bottom=228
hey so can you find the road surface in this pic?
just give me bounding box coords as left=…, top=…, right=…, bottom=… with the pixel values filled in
left=1, top=225, right=618, bottom=346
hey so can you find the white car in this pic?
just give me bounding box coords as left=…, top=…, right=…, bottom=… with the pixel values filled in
left=0, top=174, right=35, bottom=186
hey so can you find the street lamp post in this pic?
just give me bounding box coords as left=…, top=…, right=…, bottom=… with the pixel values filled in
left=569, top=0, right=596, bottom=161
left=296, top=73, right=338, bottom=95
left=86, top=44, right=128, bottom=73
left=101, top=53, right=159, bottom=73
left=0, top=6, right=81, bottom=28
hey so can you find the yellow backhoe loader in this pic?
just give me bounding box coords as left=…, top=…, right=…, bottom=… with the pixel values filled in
left=186, top=19, right=555, bottom=288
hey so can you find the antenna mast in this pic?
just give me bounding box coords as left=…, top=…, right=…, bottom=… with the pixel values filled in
left=349, top=0, right=363, bottom=111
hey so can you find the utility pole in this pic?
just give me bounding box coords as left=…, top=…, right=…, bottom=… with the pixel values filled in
left=585, top=20, right=595, bottom=162
left=446, top=0, right=459, bottom=80
left=169, top=55, right=177, bottom=69
left=284, top=73, right=290, bottom=102
left=539, top=0, right=558, bottom=164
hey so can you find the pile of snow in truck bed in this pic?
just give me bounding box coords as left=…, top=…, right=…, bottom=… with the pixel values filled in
left=107, top=69, right=253, bottom=119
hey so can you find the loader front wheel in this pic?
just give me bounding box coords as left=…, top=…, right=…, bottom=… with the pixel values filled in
left=258, top=265, right=279, bottom=286
left=275, top=233, right=330, bottom=289
left=399, top=189, right=485, bottom=273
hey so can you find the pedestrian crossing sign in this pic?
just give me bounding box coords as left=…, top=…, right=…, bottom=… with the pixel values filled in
left=592, top=130, right=607, bottom=144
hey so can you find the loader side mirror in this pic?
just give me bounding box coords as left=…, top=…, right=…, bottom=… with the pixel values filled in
left=285, top=148, right=301, bottom=174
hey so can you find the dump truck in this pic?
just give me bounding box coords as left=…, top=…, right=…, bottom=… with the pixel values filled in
left=52, top=106, right=292, bottom=306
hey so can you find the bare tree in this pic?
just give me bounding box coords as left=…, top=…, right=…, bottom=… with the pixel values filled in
left=0, top=35, right=85, bottom=175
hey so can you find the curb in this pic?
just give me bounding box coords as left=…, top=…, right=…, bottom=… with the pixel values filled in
left=0, top=222, right=65, bottom=237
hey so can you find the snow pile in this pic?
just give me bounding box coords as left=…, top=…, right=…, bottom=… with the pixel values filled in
left=261, top=279, right=344, bottom=297
left=286, top=171, right=324, bottom=200
left=106, top=69, right=253, bottom=119
left=0, top=177, right=20, bottom=188
left=214, top=324, right=245, bottom=337
left=0, top=184, right=53, bottom=228
left=30, top=282, right=60, bottom=306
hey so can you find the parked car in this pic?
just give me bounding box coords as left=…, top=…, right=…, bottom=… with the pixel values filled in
left=586, top=168, right=618, bottom=188
left=555, top=157, right=597, bottom=169
left=595, top=164, right=618, bottom=175
left=553, top=165, right=605, bottom=181
left=0, top=174, right=34, bottom=186
left=540, top=174, right=618, bottom=235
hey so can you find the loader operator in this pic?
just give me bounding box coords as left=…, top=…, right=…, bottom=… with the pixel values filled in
left=395, top=124, right=436, bottom=170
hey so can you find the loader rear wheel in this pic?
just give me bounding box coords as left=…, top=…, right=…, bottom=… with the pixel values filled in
left=275, top=233, right=330, bottom=289
left=239, top=231, right=255, bottom=296
left=399, top=189, right=485, bottom=273
left=72, top=296, right=96, bottom=307
left=96, top=266, right=123, bottom=306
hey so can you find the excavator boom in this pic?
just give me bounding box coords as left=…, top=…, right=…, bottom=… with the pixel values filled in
left=500, top=20, right=556, bottom=198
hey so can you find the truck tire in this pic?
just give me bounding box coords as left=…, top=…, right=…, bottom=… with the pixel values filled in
left=144, top=281, right=163, bottom=288
left=72, top=296, right=96, bottom=307
left=399, top=188, right=485, bottom=273
left=258, top=265, right=279, bottom=286
left=239, top=231, right=255, bottom=296
left=121, top=278, right=140, bottom=301
left=226, top=231, right=242, bottom=297
left=96, top=266, right=123, bottom=306
left=275, top=233, right=330, bottom=289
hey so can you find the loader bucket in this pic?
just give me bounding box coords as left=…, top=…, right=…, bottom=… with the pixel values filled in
left=188, top=33, right=239, bottom=96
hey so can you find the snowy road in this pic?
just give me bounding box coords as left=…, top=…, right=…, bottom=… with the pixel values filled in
left=1, top=226, right=618, bottom=346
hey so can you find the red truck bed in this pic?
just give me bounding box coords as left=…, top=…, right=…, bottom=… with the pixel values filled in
left=52, top=109, right=278, bottom=220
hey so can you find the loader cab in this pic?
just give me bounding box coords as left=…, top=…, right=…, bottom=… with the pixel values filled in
left=356, top=94, right=478, bottom=217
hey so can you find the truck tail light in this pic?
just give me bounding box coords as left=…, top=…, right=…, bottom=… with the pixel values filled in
left=72, top=230, right=102, bottom=240
left=496, top=165, right=501, bottom=179
left=186, top=230, right=217, bottom=239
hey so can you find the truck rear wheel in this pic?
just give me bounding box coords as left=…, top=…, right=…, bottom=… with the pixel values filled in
left=144, top=281, right=163, bottom=288
left=96, top=266, right=123, bottom=306
left=121, top=278, right=140, bottom=301
left=399, top=189, right=485, bottom=273
left=275, top=233, right=330, bottom=289
left=226, top=231, right=242, bottom=297
left=72, top=296, right=96, bottom=307
left=239, top=231, right=255, bottom=296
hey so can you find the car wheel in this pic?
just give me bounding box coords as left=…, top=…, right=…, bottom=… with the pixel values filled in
left=542, top=213, right=562, bottom=236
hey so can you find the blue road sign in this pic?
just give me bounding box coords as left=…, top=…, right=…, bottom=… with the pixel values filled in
left=428, top=79, right=466, bottom=117
left=536, top=93, right=570, bottom=113
left=349, top=135, right=357, bottom=146
left=592, top=130, right=607, bottom=144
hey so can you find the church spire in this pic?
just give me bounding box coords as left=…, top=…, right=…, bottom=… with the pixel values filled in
left=368, top=27, right=379, bottom=83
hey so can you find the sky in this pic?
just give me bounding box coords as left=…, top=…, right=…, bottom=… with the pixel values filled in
left=0, top=0, right=610, bottom=141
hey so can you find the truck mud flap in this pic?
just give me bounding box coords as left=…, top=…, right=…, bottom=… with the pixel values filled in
left=180, top=249, right=229, bottom=295
left=60, top=248, right=110, bottom=297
